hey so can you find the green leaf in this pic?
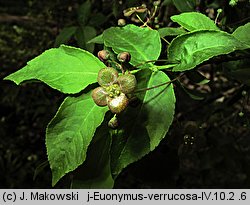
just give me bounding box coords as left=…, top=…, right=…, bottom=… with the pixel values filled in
left=152, top=64, right=178, bottom=71
left=4, top=45, right=105, bottom=94
left=72, top=119, right=114, bottom=188
left=46, top=92, right=108, bottom=186
left=112, top=0, right=119, bottom=17
left=158, top=27, right=187, bottom=37
left=111, top=70, right=176, bottom=177
left=103, top=24, right=161, bottom=68
left=163, top=0, right=173, bottom=6
left=54, top=26, right=78, bottom=47
left=168, top=30, right=245, bottom=71
left=87, top=34, right=104, bottom=44
left=223, top=59, right=250, bottom=85
left=171, top=12, right=219, bottom=31
left=75, top=26, right=97, bottom=52
left=89, top=13, right=108, bottom=27
left=78, top=0, right=91, bottom=25
left=172, top=0, right=196, bottom=12
left=232, top=22, right=250, bottom=47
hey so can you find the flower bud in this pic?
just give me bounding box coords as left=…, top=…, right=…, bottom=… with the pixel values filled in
left=117, top=52, right=131, bottom=63
left=117, top=74, right=137, bottom=94
left=97, top=50, right=110, bottom=62
left=92, top=87, right=108, bottom=106
left=97, top=67, right=118, bottom=86
left=118, top=19, right=126, bottom=26
left=153, top=0, right=161, bottom=6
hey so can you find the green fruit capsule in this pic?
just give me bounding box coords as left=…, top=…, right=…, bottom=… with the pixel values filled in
left=117, top=74, right=137, bottom=94
left=107, top=93, right=129, bottom=114
left=91, top=87, right=108, bottom=106
left=97, top=67, right=119, bottom=86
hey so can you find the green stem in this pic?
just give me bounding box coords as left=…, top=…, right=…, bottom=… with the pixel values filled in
left=161, top=36, right=170, bottom=44
left=215, top=9, right=222, bottom=24
left=152, top=64, right=178, bottom=70
left=136, top=13, right=151, bottom=28
left=130, top=69, right=142, bottom=74
left=134, top=59, right=169, bottom=68
left=150, top=5, right=158, bottom=20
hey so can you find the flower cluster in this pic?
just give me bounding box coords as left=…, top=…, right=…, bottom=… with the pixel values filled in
left=92, top=67, right=137, bottom=114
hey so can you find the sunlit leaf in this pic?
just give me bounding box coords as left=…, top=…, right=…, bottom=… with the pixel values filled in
left=46, top=92, right=108, bottom=186
left=103, top=24, right=161, bottom=68
left=171, top=12, right=219, bottom=31
left=168, top=30, right=245, bottom=71
left=4, top=45, right=104, bottom=94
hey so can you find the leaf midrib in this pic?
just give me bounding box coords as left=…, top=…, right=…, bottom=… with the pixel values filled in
left=186, top=44, right=237, bottom=57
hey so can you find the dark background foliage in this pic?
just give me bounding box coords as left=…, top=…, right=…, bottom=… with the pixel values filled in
left=0, top=0, right=250, bottom=188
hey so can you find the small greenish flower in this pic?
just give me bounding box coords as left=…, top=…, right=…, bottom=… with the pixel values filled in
left=92, top=67, right=137, bottom=114
left=229, top=0, right=238, bottom=6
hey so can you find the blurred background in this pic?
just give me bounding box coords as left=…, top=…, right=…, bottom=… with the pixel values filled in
left=0, top=0, right=250, bottom=188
